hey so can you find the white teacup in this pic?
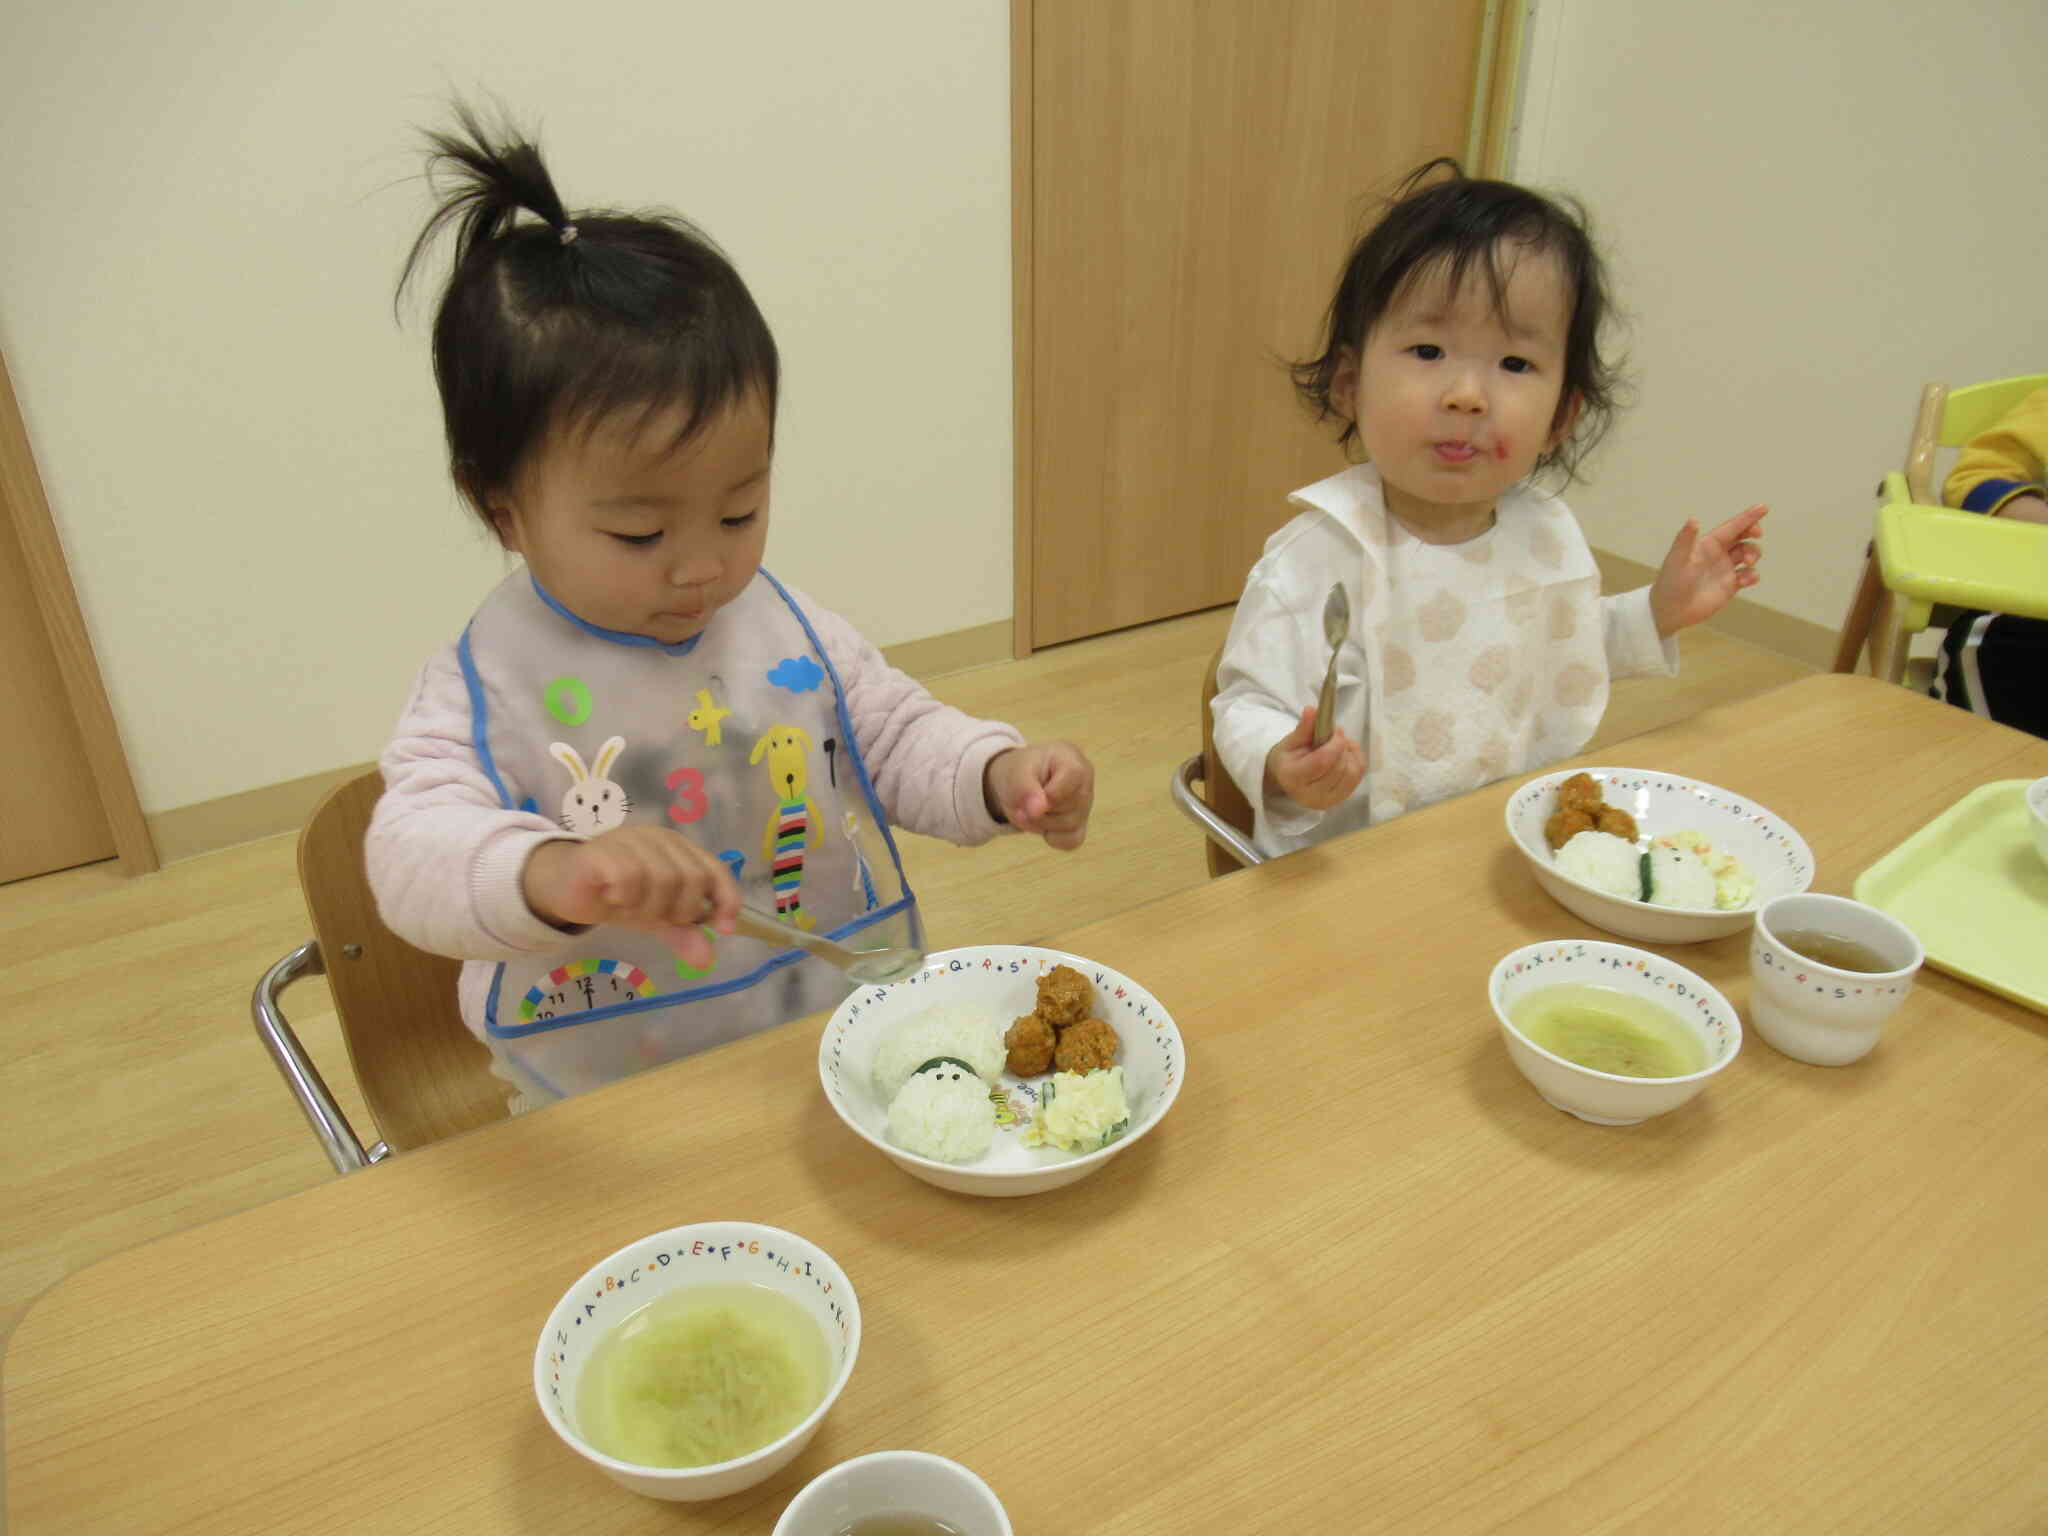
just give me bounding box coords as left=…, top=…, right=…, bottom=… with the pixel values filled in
left=1749, top=894, right=1923, bottom=1066
left=774, top=1451, right=1012, bottom=1536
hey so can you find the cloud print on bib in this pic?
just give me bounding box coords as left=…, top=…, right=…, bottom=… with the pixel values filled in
left=766, top=655, right=825, bottom=693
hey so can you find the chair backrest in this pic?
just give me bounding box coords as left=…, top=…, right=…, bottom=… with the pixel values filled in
left=1905, top=373, right=2048, bottom=502
left=1941, top=374, right=2048, bottom=450
left=298, top=770, right=507, bottom=1153
left=1199, top=643, right=1257, bottom=877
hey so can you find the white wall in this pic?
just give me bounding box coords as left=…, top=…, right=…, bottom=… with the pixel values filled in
left=1513, top=0, right=2048, bottom=631
left=0, top=1, right=1010, bottom=814
left=16, top=2, right=2043, bottom=817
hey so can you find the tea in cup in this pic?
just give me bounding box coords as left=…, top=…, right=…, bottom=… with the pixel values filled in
left=1749, top=894, right=1923, bottom=1065
left=773, top=1451, right=1011, bottom=1536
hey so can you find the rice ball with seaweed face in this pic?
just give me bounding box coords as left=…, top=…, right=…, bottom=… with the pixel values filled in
left=1644, top=844, right=1719, bottom=910
left=885, top=1059, right=995, bottom=1163
left=1553, top=829, right=1640, bottom=900
left=871, top=1003, right=1005, bottom=1103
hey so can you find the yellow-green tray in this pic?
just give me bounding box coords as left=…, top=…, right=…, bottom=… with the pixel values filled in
left=1876, top=502, right=2048, bottom=617
left=1854, top=780, right=2048, bottom=1016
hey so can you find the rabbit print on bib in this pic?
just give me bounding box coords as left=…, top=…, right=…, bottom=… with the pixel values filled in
left=550, top=735, right=630, bottom=833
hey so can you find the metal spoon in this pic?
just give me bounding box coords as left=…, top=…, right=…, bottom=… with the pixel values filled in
left=1311, top=581, right=1350, bottom=746
left=731, top=904, right=926, bottom=985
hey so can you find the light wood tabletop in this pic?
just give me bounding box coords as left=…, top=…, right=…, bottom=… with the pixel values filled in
left=9, top=674, right=2047, bottom=1534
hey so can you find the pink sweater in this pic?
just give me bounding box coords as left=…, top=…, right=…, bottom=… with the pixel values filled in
left=366, top=580, right=1023, bottom=1038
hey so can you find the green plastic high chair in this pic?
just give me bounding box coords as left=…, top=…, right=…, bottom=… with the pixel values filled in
left=1834, top=374, right=2048, bottom=684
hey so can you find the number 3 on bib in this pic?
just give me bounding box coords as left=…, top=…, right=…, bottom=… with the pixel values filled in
left=665, top=766, right=708, bottom=825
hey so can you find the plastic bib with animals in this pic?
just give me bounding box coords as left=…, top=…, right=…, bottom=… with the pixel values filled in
left=458, top=570, right=919, bottom=1103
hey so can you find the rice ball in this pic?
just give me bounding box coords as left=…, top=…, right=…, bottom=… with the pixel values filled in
left=1644, top=844, right=1719, bottom=909
left=885, top=1061, right=995, bottom=1163
left=870, top=1003, right=1006, bottom=1103
left=1553, top=829, right=1640, bottom=899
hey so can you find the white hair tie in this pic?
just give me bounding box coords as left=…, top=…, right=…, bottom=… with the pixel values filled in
left=559, top=223, right=579, bottom=245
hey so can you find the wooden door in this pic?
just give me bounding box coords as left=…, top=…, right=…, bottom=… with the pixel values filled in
left=0, top=351, right=153, bottom=882
left=0, top=481, right=114, bottom=881
left=1019, top=0, right=1496, bottom=650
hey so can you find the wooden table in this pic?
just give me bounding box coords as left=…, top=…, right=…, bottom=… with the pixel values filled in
left=10, top=675, right=2048, bottom=1533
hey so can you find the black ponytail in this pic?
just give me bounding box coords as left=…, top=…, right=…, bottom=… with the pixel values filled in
left=397, top=100, right=573, bottom=306
left=396, top=101, right=780, bottom=528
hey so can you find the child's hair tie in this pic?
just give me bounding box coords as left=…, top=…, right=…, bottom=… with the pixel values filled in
left=558, top=223, right=579, bottom=245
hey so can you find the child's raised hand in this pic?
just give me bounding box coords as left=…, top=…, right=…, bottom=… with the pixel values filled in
left=522, top=827, right=741, bottom=970
left=1265, top=705, right=1365, bottom=812
left=1650, top=504, right=1768, bottom=637
left=984, top=742, right=1096, bottom=851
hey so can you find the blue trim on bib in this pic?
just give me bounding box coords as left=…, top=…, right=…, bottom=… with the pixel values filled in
left=531, top=575, right=703, bottom=656
left=457, top=625, right=514, bottom=811
left=758, top=568, right=921, bottom=936
left=483, top=896, right=915, bottom=1039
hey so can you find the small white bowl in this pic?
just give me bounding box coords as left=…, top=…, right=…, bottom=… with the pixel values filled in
left=774, top=1450, right=1013, bottom=1535
left=535, top=1222, right=860, bottom=1502
left=1505, top=766, right=1814, bottom=943
left=2028, top=776, right=2048, bottom=871
left=819, top=945, right=1184, bottom=1197
left=1490, top=939, right=1742, bottom=1125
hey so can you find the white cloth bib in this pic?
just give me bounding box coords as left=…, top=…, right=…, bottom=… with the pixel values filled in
left=1360, top=500, right=1608, bottom=823
left=1212, top=464, right=1672, bottom=857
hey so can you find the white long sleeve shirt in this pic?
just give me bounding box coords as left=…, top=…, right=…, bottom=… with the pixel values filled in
left=1212, top=464, right=1676, bottom=859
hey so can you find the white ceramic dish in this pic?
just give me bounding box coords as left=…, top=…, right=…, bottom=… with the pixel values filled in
left=819, top=944, right=1184, bottom=1197
left=535, top=1222, right=859, bottom=1502
left=2028, top=776, right=2048, bottom=871
left=1489, top=938, right=1742, bottom=1125
left=1505, top=766, right=1814, bottom=943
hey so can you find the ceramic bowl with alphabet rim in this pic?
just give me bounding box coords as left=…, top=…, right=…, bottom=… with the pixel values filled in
left=534, top=1221, right=859, bottom=1502
left=817, top=944, right=1183, bottom=1197
left=1506, top=766, right=1815, bottom=944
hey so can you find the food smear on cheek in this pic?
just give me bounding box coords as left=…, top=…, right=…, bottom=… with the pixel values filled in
left=1495, top=438, right=1511, bottom=461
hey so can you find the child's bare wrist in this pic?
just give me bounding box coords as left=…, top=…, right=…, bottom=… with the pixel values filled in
left=982, top=749, right=1013, bottom=823
left=522, top=841, right=575, bottom=926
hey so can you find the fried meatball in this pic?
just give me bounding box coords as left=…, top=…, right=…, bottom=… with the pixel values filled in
left=1053, top=1017, right=1120, bottom=1074
left=1004, top=1013, right=1056, bottom=1077
left=1544, top=807, right=1595, bottom=851
left=1034, top=964, right=1092, bottom=1028
left=1593, top=804, right=1638, bottom=842
left=1558, top=771, right=1602, bottom=812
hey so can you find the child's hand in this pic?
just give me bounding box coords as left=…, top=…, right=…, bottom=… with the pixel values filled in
left=1997, top=492, right=2048, bottom=525
left=522, top=828, right=740, bottom=970
left=1650, top=504, right=1768, bottom=637
left=984, top=742, right=1095, bottom=851
left=1264, top=705, right=1365, bottom=812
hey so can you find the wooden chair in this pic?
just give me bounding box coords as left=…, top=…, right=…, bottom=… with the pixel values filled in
left=1169, top=643, right=1266, bottom=876
left=251, top=769, right=507, bottom=1173
left=1834, top=374, right=2048, bottom=683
